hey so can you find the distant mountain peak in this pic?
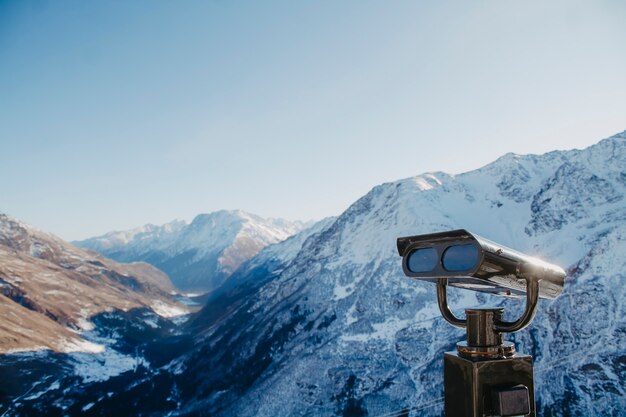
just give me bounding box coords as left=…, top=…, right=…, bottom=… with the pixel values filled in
left=75, top=210, right=307, bottom=292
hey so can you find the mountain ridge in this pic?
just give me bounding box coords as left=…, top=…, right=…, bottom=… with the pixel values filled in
left=75, top=209, right=307, bottom=292
left=0, top=212, right=188, bottom=354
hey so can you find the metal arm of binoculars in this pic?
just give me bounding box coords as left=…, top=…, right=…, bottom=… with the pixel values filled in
left=436, top=277, right=540, bottom=333
left=436, top=279, right=466, bottom=328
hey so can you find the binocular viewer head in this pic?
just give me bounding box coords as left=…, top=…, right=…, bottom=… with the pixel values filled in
left=397, top=229, right=565, bottom=300
left=397, top=229, right=566, bottom=414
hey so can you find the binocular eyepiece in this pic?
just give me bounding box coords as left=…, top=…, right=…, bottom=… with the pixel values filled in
left=397, top=229, right=565, bottom=299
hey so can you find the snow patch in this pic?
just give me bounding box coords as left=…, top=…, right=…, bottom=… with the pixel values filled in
left=151, top=300, right=189, bottom=318
left=333, top=284, right=353, bottom=300
left=345, top=303, right=358, bottom=325
left=24, top=381, right=61, bottom=401
left=76, top=317, right=96, bottom=332
left=4, top=345, right=49, bottom=354
left=342, top=317, right=412, bottom=343
left=60, top=338, right=105, bottom=354
left=70, top=347, right=148, bottom=383
left=143, top=317, right=159, bottom=329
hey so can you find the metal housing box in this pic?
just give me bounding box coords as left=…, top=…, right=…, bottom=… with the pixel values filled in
left=443, top=351, right=535, bottom=417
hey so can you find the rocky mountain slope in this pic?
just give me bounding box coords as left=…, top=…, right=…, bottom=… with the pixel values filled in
left=2, top=131, right=625, bottom=416
left=0, top=213, right=187, bottom=354
left=75, top=210, right=305, bottom=292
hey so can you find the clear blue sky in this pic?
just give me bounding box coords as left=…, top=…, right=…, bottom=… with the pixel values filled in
left=1, top=1, right=625, bottom=241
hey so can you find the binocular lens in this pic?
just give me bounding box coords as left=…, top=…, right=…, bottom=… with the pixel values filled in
left=407, top=247, right=438, bottom=273
left=442, top=244, right=479, bottom=271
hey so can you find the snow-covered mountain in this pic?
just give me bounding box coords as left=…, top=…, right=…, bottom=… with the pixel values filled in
left=75, top=210, right=306, bottom=292
left=153, top=132, right=623, bottom=417
left=2, top=131, right=625, bottom=416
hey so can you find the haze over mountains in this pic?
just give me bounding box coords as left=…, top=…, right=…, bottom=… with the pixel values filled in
left=1, top=131, right=625, bottom=416
left=75, top=210, right=306, bottom=292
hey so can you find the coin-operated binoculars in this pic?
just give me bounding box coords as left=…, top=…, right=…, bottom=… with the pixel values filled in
left=397, top=229, right=565, bottom=417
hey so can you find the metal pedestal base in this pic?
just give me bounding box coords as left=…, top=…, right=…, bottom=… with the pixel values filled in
left=444, top=351, right=535, bottom=417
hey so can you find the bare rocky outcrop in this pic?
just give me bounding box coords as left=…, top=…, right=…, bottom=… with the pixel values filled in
left=0, top=213, right=186, bottom=353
